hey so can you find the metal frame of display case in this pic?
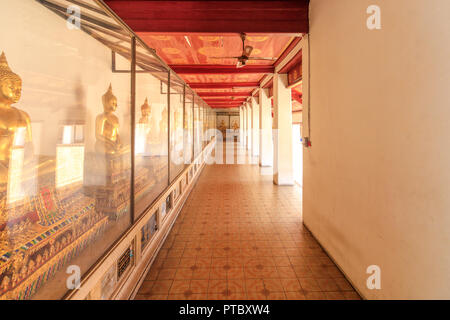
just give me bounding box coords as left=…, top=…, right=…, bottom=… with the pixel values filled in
left=25, top=0, right=217, bottom=300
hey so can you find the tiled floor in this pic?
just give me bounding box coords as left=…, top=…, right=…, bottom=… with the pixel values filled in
left=134, top=141, right=360, bottom=300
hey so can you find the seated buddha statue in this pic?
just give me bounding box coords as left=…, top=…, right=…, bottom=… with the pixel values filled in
left=95, top=84, right=123, bottom=155
left=138, top=98, right=151, bottom=126
left=0, top=52, right=32, bottom=185
left=159, top=107, right=168, bottom=142
left=136, top=98, right=151, bottom=155
left=232, top=120, right=239, bottom=132
left=218, top=120, right=226, bottom=132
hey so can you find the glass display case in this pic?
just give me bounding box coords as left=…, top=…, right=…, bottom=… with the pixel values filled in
left=0, top=0, right=214, bottom=300
left=169, top=72, right=185, bottom=182
left=134, top=41, right=169, bottom=218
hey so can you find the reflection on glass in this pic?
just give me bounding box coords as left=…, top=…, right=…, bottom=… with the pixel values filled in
left=134, top=69, right=169, bottom=218
left=1, top=0, right=215, bottom=301
left=184, top=94, right=194, bottom=165
left=194, top=101, right=201, bottom=157
left=169, top=80, right=185, bottom=182
left=0, top=38, right=132, bottom=299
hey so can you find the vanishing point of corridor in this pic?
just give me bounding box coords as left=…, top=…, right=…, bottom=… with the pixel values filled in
left=135, top=142, right=361, bottom=300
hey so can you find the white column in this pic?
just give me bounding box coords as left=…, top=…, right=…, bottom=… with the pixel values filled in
left=246, top=103, right=252, bottom=151
left=259, top=88, right=273, bottom=167
left=273, top=73, right=293, bottom=185
left=239, top=106, right=244, bottom=145
left=251, top=96, right=260, bottom=157
left=242, top=104, right=247, bottom=148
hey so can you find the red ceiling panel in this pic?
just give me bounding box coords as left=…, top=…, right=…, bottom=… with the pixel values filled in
left=103, top=1, right=307, bottom=109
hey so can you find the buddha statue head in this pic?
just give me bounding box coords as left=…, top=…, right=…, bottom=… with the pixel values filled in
left=102, top=84, right=117, bottom=113
left=0, top=52, right=22, bottom=107
left=141, top=98, right=151, bottom=118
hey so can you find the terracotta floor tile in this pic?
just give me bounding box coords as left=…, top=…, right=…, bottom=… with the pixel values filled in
left=226, top=292, right=248, bottom=300
left=208, top=280, right=228, bottom=294
left=196, top=257, right=212, bottom=268
left=167, top=249, right=184, bottom=258
left=211, top=257, right=228, bottom=268
left=325, top=265, right=345, bottom=278
left=344, top=291, right=362, bottom=300
left=305, top=291, right=328, bottom=300
left=178, top=258, right=196, bottom=269
left=276, top=266, right=297, bottom=279
left=289, top=256, right=306, bottom=266
left=298, top=278, right=321, bottom=292
left=245, top=279, right=265, bottom=293
left=169, top=280, right=191, bottom=294
left=285, top=291, right=307, bottom=300
left=274, top=256, right=291, bottom=267
left=145, top=268, right=160, bottom=281
left=174, top=268, right=194, bottom=280
left=266, top=292, right=286, bottom=300
left=190, top=280, right=210, bottom=293
left=227, top=267, right=245, bottom=279
left=316, top=278, right=340, bottom=292
left=325, top=291, right=346, bottom=300
left=134, top=143, right=361, bottom=301
left=263, top=279, right=284, bottom=292
left=281, top=278, right=302, bottom=292
left=192, top=267, right=211, bottom=280
left=150, top=280, right=173, bottom=295
left=157, top=268, right=177, bottom=280
left=138, top=280, right=154, bottom=295
left=227, top=257, right=245, bottom=268
left=227, top=279, right=246, bottom=293
left=260, top=266, right=278, bottom=279
left=137, top=294, right=167, bottom=300
left=335, top=277, right=354, bottom=291
left=246, top=291, right=268, bottom=300
left=207, top=293, right=224, bottom=300
left=209, top=267, right=227, bottom=279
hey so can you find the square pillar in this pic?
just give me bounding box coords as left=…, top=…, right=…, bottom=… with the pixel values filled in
left=242, top=105, right=247, bottom=147
left=239, top=106, right=244, bottom=145
left=273, top=73, right=294, bottom=185
left=259, top=88, right=273, bottom=167
left=251, top=96, right=260, bottom=157
left=246, top=102, right=252, bottom=151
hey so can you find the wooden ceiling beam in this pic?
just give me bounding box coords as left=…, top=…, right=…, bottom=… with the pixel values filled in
left=188, top=82, right=259, bottom=89
left=198, top=92, right=251, bottom=97
left=104, top=1, right=309, bottom=33
left=171, top=65, right=274, bottom=74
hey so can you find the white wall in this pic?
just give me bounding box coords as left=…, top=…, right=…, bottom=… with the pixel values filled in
left=304, top=0, right=450, bottom=299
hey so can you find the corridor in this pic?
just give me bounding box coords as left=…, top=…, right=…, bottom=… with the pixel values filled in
left=135, top=142, right=360, bottom=300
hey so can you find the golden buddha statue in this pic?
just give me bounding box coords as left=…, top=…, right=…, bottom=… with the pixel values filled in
left=232, top=120, right=239, bottom=131
left=159, top=107, right=168, bottom=141
left=0, top=52, right=32, bottom=184
left=218, top=120, right=226, bottom=131
left=95, top=84, right=122, bottom=155
left=136, top=98, right=151, bottom=155
left=138, top=98, right=151, bottom=125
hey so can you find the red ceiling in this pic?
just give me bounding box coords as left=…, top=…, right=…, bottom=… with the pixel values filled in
left=104, top=1, right=309, bottom=33
left=104, top=1, right=306, bottom=109
left=137, top=33, right=294, bottom=90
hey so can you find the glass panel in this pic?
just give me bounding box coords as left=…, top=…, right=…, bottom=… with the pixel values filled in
left=199, top=105, right=205, bottom=150
left=169, top=73, right=185, bottom=182
left=0, top=0, right=132, bottom=300
left=184, top=90, right=194, bottom=165
left=134, top=42, right=169, bottom=218
left=193, top=98, right=201, bottom=158
left=204, top=106, right=209, bottom=145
